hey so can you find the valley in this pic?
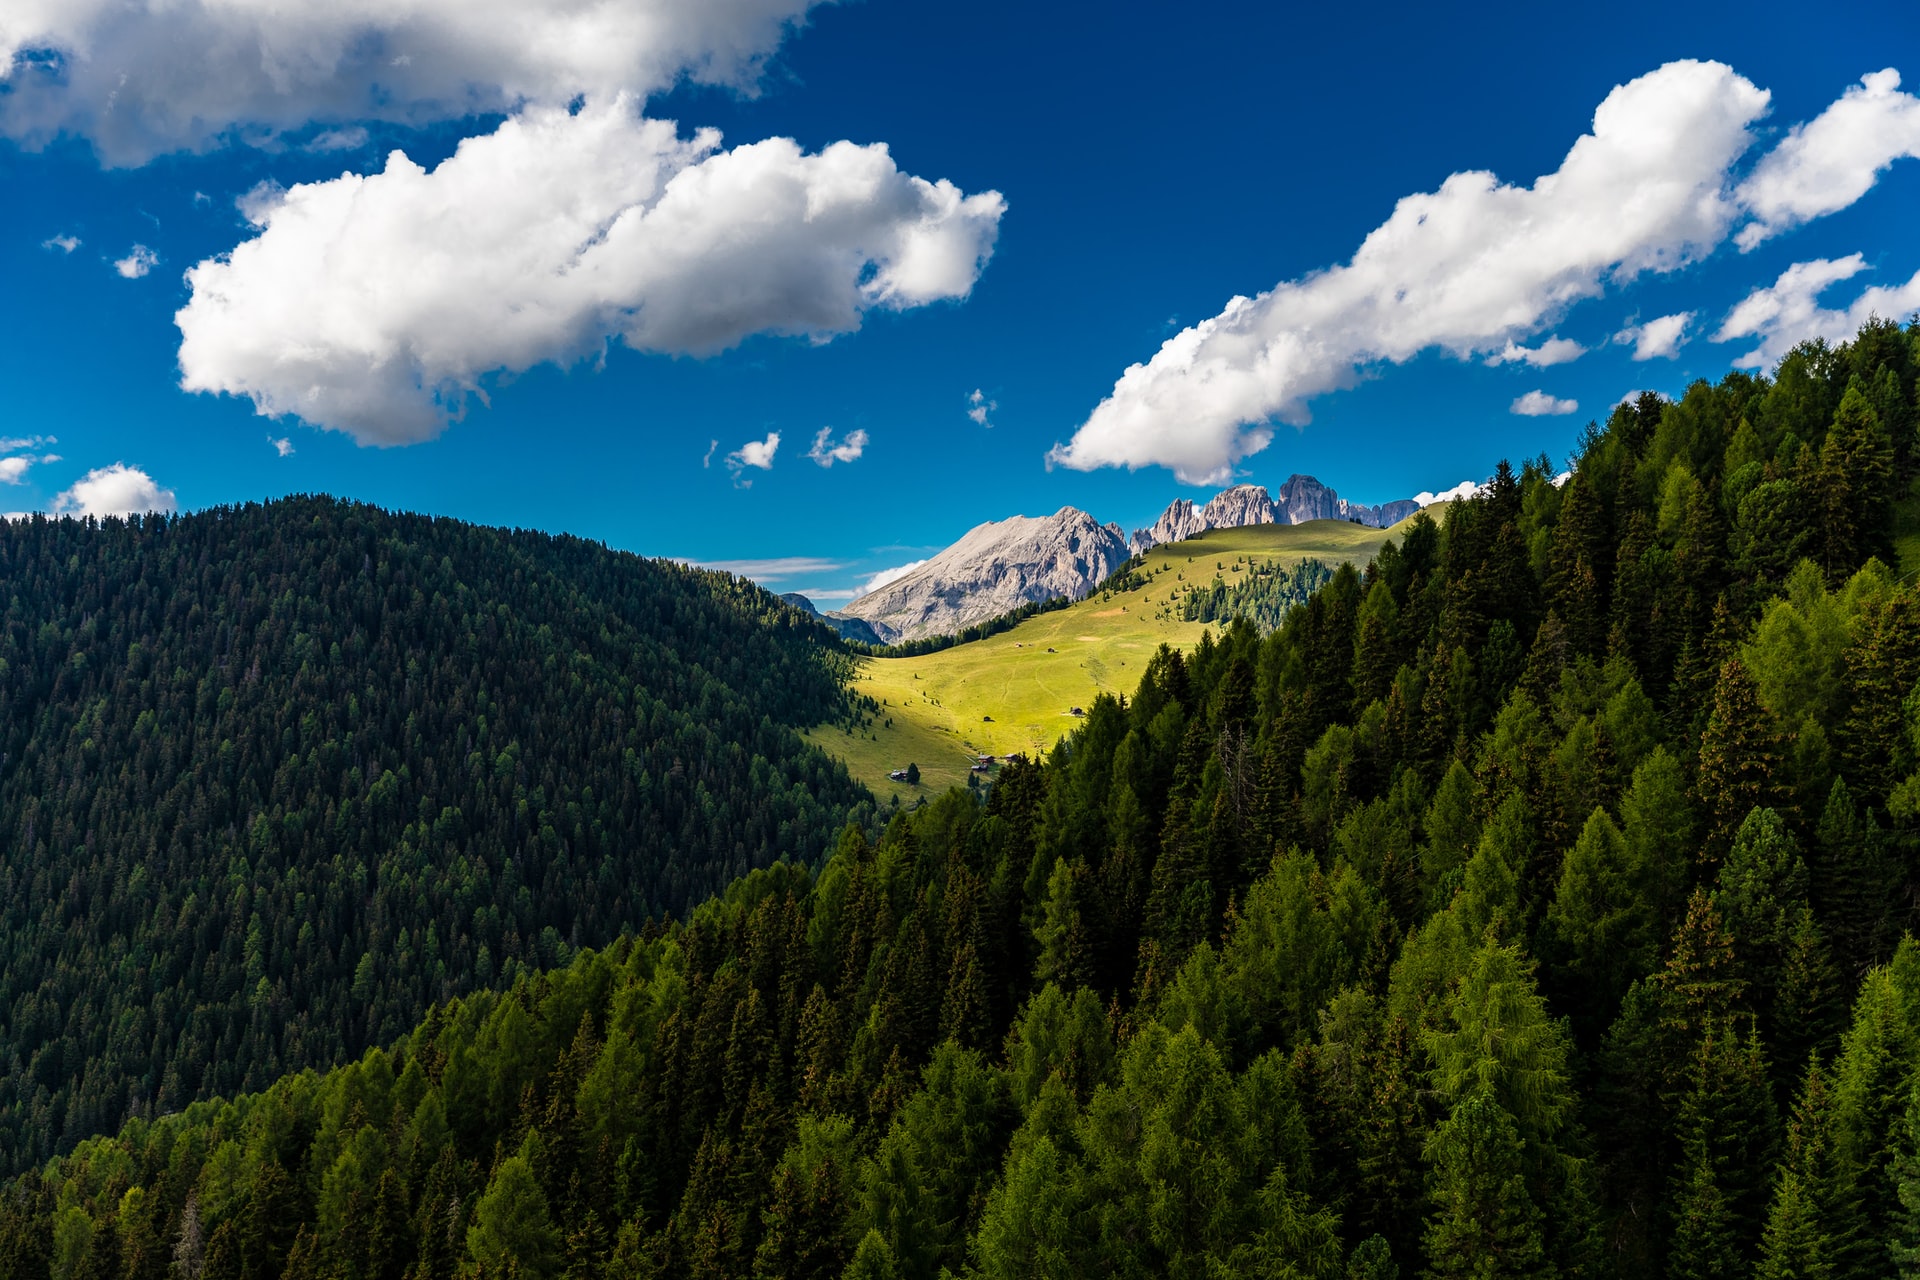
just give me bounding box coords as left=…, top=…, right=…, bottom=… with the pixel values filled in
left=811, top=516, right=1414, bottom=799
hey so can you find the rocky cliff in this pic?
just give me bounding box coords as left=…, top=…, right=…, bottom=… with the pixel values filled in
left=832, top=507, right=1129, bottom=643
left=1129, top=475, right=1418, bottom=553
left=780, top=593, right=884, bottom=645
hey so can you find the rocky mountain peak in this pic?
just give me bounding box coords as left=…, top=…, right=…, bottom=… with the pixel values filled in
left=833, top=506, right=1129, bottom=643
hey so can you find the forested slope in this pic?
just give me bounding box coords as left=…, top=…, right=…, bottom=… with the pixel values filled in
left=5, top=318, right=1920, bottom=1280
left=0, top=497, right=871, bottom=1174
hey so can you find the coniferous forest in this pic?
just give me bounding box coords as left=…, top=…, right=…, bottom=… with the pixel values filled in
left=3, top=318, right=1920, bottom=1279
left=0, top=499, right=870, bottom=1175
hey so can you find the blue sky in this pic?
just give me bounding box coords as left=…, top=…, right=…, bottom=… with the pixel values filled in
left=2, top=0, right=1918, bottom=602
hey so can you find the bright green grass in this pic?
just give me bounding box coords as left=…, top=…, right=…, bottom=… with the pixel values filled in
left=812, top=517, right=1414, bottom=794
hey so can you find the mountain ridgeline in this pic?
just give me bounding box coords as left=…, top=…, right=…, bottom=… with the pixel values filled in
left=7, top=318, right=1920, bottom=1280
left=831, top=476, right=1418, bottom=644
left=0, top=497, right=873, bottom=1176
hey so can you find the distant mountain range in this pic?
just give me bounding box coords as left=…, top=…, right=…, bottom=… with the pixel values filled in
left=1127, top=477, right=1420, bottom=554
left=830, top=474, right=1419, bottom=643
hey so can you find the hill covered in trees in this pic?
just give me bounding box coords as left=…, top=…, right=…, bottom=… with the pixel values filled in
left=0, top=497, right=873, bottom=1176
left=4, top=316, right=1920, bottom=1280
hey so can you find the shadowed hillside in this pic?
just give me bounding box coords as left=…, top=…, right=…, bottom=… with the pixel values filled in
left=0, top=496, right=872, bottom=1173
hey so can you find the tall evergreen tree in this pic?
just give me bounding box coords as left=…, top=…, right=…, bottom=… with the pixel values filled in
left=1695, top=657, right=1788, bottom=865
left=1420, top=1092, right=1551, bottom=1280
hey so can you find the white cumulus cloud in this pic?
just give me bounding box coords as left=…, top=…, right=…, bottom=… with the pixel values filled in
left=856, top=559, right=927, bottom=597
left=114, top=244, right=158, bottom=278
left=1512, top=390, right=1579, bottom=416
left=1485, top=336, right=1586, bottom=367
left=1715, top=254, right=1920, bottom=370
left=806, top=427, right=867, bottom=467
left=51, top=463, right=177, bottom=516
left=1412, top=479, right=1484, bottom=506
left=1617, top=311, right=1695, bottom=360
left=0, top=0, right=827, bottom=165
left=41, top=233, right=79, bottom=253
left=269, top=436, right=295, bottom=457
left=1048, top=61, right=1769, bottom=484
left=1736, top=69, right=1920, bottom=249
left=175, top=98, right=1004, bottom=444
left=725, top=431, right=780, bottom=485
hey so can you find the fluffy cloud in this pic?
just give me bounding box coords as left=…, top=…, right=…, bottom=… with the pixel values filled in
left=1485, top=336, right=1585, bottom=367
left=114, top=245, right=158, bottom=278
left=41, top=233, right=79, bottom=253
left=725, top=431, right=781, bottom=484
left=806, top=427, right=867, bottom=467
left=1715, top=254, right=1920, bottom=370
left=0, top=447, right=60, bottom=484
left=1511, top=390, right=1579, bottom=416
left=856, top=559, right=926, bottom=597
left=51, top=463, right=177, bottom=516
left=269, top=436, right=295, bottom=457
left=1617, top=311, right=1694, bottom=360
left=967, top=388, right=996, bottom=426
left=1412, top=479, right=1483, bottom=506
left=0, top=0, right=825, bottom=164
left=1048, top=61, right=1769, bottom=484
left=176, top=99, right=1004, bottom=444
left=1736, top=69, right=1920, bottom=249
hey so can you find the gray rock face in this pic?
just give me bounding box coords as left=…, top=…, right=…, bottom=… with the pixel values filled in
left=1274, top=475, right=1418, bottom=528
left=1129, top=476, right=1417, bottom=554
left=833, top=507, right=1129, bottom=643
left=781, top=593, right=884, bottom=645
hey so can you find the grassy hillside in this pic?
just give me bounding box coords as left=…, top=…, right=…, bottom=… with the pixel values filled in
left=816, top=518, right=1411, bottom=793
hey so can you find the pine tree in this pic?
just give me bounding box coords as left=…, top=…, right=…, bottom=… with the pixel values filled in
left=1838, top=586, right=1920, bottom=806
left=1543, top=805, right=1652, bottom=1037
left=1813, top=383, right=1896, bottom=580
left=1892, top=1077, right=1920, bottom=1279
left=1828, top=960, right=1920, bottom=1278
left=1618, top=747, right=1693, bottom=945
left=1812, top=777, right=1898, bottom=980
left=1035, top=857, right=1097, bottom=993
left=1757, top=1057, right=1838, bottom=1280
left=842, top=1229, right=902, bottom=1280
left=1665, top=1017, right=1778, bottom=1277
left=1420, top=1092, right=1551, bottom=1279
left=1695, top=657, right=1787, bottom=866
left=469, top=1151, right=562, bottom=1279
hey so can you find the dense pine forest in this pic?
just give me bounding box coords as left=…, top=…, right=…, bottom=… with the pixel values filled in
left=4, top=316, right=1920, bottom=1280
left=0, top=498, right=871, bottom=1176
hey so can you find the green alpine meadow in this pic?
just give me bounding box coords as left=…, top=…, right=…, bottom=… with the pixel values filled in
left=2, top=320, right=1919, bottom=1279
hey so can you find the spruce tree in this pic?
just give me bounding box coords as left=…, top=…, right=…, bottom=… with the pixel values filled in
left=1757, top=1057, right=1838, bottom=1280
left=1542, top=805, right=1652, bottom=1036
left=1420, top=1092, right=1551, bottom=1279
left=1618, top=746, right=1693, bottom=944
left=1695, top=657, right=1787, bottom=866
left=1813, top=777, right=1897, bottom=980
left=1892, top=1077, right=1920, bottom=1279
left=1665, top=1017, right=1778, bottom=1277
